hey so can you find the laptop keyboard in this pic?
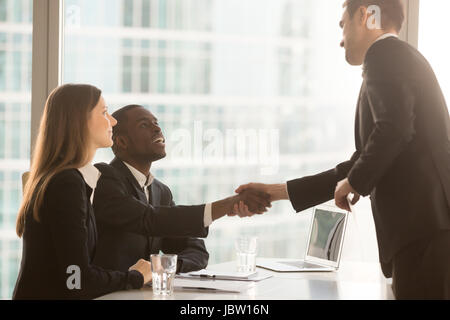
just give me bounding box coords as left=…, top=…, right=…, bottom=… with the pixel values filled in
left=279, top=261, right=328, bottom=269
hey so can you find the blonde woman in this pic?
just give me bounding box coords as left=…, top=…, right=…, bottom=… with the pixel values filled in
left=13, top=84, right=151, bottom=299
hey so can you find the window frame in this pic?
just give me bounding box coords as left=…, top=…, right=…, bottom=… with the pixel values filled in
left=399, top=0, right=420, bottom=48
left=30, top=0, right=63, bottom=156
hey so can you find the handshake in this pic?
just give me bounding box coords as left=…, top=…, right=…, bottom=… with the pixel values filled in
left=225, top=183, right=290, bottom=218
left=225, top=178, right=361, bottom=218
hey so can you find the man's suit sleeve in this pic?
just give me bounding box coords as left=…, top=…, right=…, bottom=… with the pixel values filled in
left=347, top=79, right=415, bottom=196
left=287, top=151, right=360, bottom=212
left=93, top=165, right=209, bottom=238
left=161, top=238, right=209, bottom=273
left=160, top=189, right=209, bottom=273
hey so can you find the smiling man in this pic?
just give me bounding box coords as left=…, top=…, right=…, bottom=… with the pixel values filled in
left=92, top=104, right=271, bottom=274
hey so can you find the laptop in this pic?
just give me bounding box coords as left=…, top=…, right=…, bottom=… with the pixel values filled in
left=257, top=205, right=349, bottom=272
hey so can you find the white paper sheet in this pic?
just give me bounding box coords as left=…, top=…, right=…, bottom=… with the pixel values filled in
left=174, top=278, right=255, bottom=293
left=177, top=269, right=273, bottom=282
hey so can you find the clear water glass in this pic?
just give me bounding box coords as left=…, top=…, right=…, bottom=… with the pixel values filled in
left=150, top=254, right=177, bottom=295
left=235, top=236, right=258, bottom=273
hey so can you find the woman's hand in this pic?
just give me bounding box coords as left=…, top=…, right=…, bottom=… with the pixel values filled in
left=129, top=259, right=152, bottom=284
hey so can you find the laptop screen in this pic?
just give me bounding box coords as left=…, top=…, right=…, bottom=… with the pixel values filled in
left=306, top=208, right=346, bottom=263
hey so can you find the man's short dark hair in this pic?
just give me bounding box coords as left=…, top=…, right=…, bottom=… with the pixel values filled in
left=345, top=0, right=405, bottom=33
left=111, top=104, right=143, bottom=155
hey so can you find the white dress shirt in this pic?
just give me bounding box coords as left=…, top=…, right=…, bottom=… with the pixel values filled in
left=77, top=163, right=101, bottom=204
left=123, top=161, right=213, bottom=227
left=123, top=162, right=154, bottom=201
left=374, top=33, right=398, bottom=43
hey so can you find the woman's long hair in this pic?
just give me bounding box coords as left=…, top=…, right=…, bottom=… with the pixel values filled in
left=16, top=84, right=102, bottom=237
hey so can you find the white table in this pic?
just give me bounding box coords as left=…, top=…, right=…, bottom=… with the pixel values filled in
left=97, top=258, right=394, bottom=300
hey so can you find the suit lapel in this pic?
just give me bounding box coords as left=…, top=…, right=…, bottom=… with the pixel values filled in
left=355, top=90, right=361, bottom=150
left=110, top=157, right=148, bottom=203
left=354, top=80, right=366, bottom=151
left=133, top=180, right=148, bottom=204
left=148, top=183, right=160, bottom=206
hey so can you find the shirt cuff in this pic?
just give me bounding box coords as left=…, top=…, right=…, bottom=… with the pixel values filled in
left=203, top=203, right=213, bottom=227
left=284, top=183, right=290, bottom=200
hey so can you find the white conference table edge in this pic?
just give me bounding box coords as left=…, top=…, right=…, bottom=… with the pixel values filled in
left=97, top=258, right=394, bottom=300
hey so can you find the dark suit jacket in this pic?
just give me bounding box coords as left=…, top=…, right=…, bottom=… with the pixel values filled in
left=13, top=169, right=143, bottom=300
left=93, top=158, right=209, bottom=273
left=286, top=37, right=450, bottom=276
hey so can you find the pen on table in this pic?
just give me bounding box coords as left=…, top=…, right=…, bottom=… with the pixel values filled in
left=185, top=274, right=216, bottom=279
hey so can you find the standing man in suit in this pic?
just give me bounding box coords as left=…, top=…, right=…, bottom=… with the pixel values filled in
left=93, top=105, right=271, bottom=274
left=235, top=0, right=450, bottom=299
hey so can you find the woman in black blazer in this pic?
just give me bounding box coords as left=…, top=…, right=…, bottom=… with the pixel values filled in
left=13, top=84, right=151, bottom=299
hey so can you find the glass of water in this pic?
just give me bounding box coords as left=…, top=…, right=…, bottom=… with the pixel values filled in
left=150, top=254, right=177, bottom=295
left=235, top=236, right=258, bottom=273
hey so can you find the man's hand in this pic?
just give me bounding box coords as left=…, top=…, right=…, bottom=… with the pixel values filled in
left=334, top=178, right=360, bottom=211
left=211, top=189, right=271, bottom=221
left=235, top=182, right=289, bottom=202
left=230, top=182, right=289, bottom=217
left=228, top=189, right=271, bottom=217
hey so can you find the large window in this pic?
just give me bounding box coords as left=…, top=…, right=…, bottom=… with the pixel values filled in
left=0, top=0, right=32, bottom=300
left=419, top=0, right=450, bottom=105
left=63, top=0, right=368, bottom=265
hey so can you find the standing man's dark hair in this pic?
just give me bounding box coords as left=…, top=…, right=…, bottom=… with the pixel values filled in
left=345, top=0, right=405, bottom=32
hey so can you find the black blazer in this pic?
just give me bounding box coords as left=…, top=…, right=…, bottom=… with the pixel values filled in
left=93, top=158, right=209, bottom=273
left=13, top=169, right=144, bottom=300
left=287, top=37, right=450, bottom=275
